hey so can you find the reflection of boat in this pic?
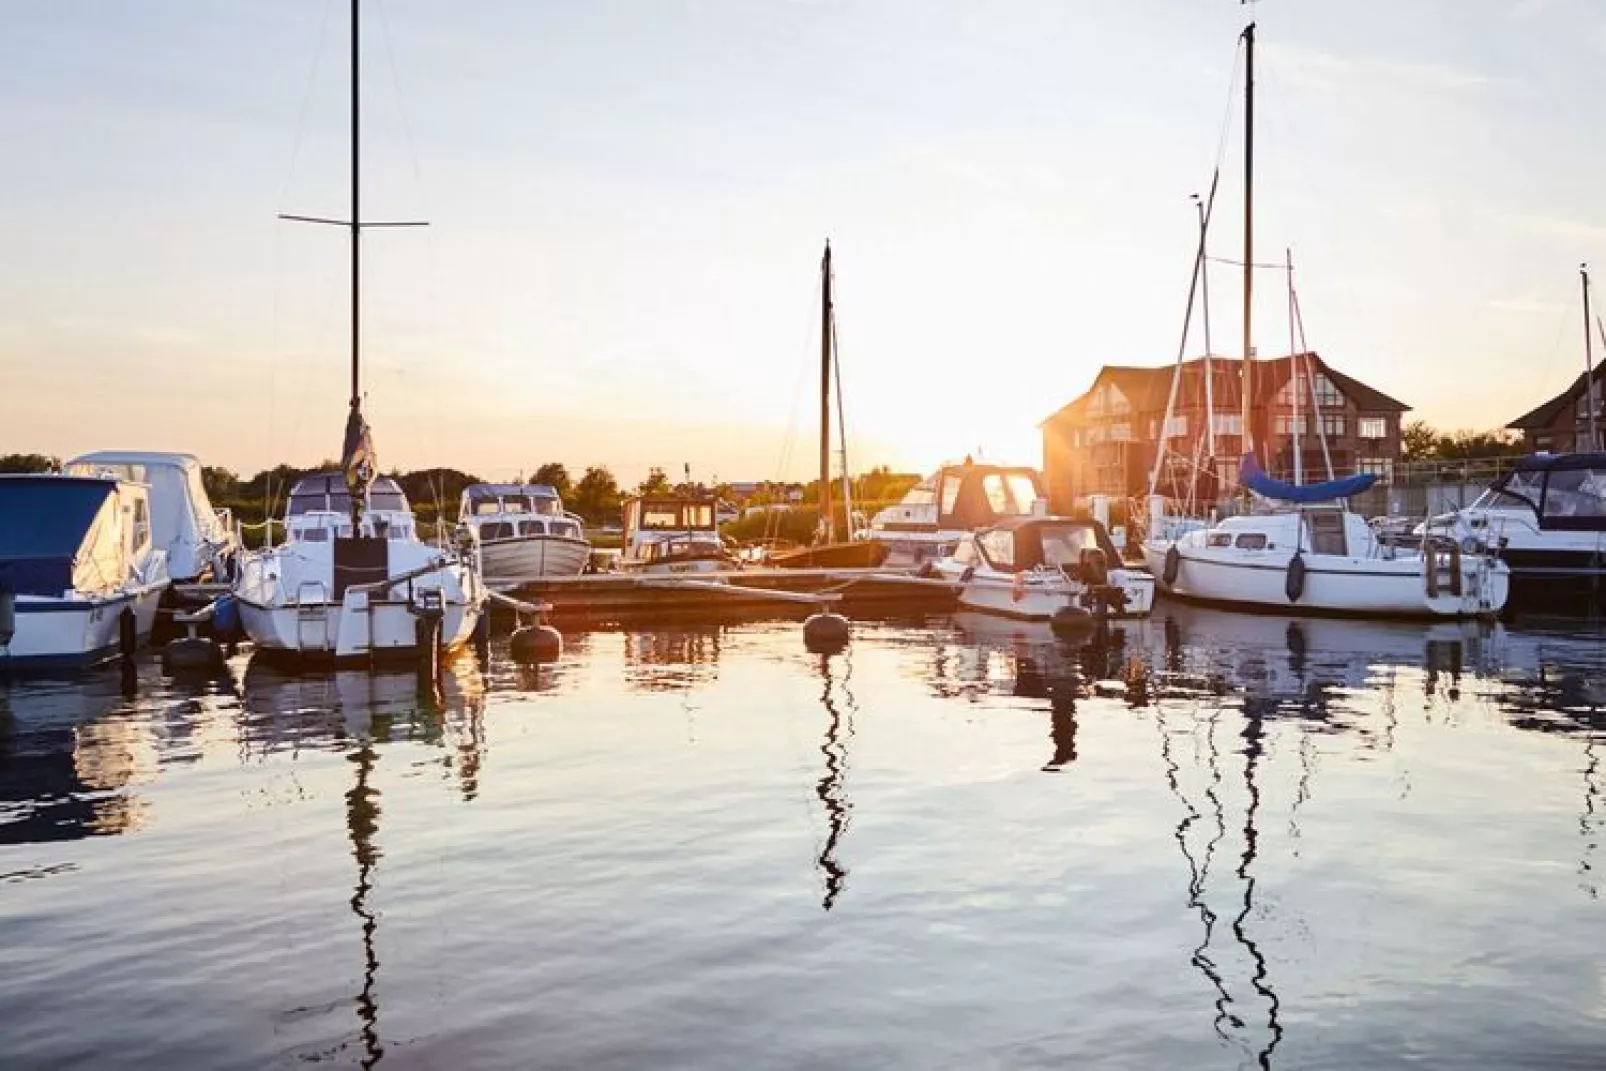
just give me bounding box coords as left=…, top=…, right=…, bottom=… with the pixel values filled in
left=460, top=483, right=591, bottom=588
left=935, top=516, right=1154, bottom=621
left=621, top=625, right=723, bottom=692
left=617, top=496, right=737, bottom=573
left=767, top=242, right=889, bottom=572
left=0, top=475, right=170, bottom=671
left=868, top=459, right=1048, bottom=565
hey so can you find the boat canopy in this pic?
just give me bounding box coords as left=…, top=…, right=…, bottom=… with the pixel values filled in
left=975, top=516, right=1120, bottom=573
left=1239, top=451, right=1376, bottom=504
left=460, top=483, right=563, bottom=519
left=1491, top=453, right=1606, bottom=531
left=64, top=451, right=228, bottom=581
left=934, top=464, right=1044, bottom=529
left=286, top=473, right=409, bottom=518
left=0, top=476, right=135, bottom=597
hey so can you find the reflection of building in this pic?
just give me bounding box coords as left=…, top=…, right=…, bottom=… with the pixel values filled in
left=1041, top=354, right=1408, bottom=508
left=1506, top=366, right=1606, bottom=453
left=622, top=628, right=722, bottom=692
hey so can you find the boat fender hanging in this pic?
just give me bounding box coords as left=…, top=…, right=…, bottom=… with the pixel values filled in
left=1285, top=552, right=1306, bottom=603
left=1162, top=546, right=1180, bottom=587
left=959, top=566, right=975, bottom=584
left=0, top=579, right=13, bottom=649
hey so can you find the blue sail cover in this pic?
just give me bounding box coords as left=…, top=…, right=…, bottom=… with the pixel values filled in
left=1238, top=452, right=1376, bottom=503
left=0, top=477, right=115, bottom=595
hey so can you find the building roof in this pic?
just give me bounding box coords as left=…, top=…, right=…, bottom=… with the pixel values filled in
left=1507, top=367, right=1605, bottom=430
left=1042, top=352, right=1410, bottom=426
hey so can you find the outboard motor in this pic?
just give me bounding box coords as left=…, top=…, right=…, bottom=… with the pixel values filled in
left=1076, top=547, right=1110, bottom=587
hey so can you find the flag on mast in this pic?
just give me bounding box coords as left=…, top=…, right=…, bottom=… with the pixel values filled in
left=341, top=401, right=377, bottom=502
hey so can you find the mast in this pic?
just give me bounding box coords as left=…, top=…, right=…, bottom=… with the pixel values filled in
left=1199, top=194, right=1216, bottom=458
left=832, top=312, right=855, bottom=537
left=350, top=0, right=361, bottom=410
left=1287, top=248, right=1300, bottom=484
left=820, top=241, right=834, bottom=544
left=1584, top=264, right=1599, bottom=452
left=1240, top=22, right=1256, bottom=474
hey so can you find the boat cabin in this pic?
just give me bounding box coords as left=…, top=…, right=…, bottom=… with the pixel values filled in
left=0, top=475, right=154, bottom=598
left=620, top=496, right=728, bottom=567
left=1196, top=508, right=1383, bottom=559
left=64, top=451, right=236, bottom=583
left=1490, top=453, right=1606, bottom=530
left=873, top=461, right=1046, bottom=534
left=283, top=473, right=416, bottom=542
left=459, top=483, right=584, bottom=543
left=950, top=516, right=1121, bottom=574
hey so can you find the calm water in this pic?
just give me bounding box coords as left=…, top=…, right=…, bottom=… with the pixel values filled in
left=1, top=606, right=1603, bottom=1069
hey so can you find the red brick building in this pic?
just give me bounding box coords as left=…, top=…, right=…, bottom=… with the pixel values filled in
left=1506, top=367, right=1606, bottom=452
left=1040, top=353, right=1409, bottom=512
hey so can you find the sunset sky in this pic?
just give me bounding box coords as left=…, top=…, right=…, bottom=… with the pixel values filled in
left=2, top=0, right=1603, bottom=484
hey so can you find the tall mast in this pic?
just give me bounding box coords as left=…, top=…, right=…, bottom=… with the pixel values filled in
left=1584, top=264, right=1599, bottom=452
left=350, top=0, right=361, bottom=409
left=1240, top=22, right=1256, bottom=469
left=1198, top=194, right=1216, bottom=458
left=820, top=241, right=834, bottom=543
left=1287, top=248, right=1300, bottom=484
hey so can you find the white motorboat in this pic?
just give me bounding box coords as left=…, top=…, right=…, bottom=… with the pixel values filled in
left=868, top=459, right=1048, bottom=565
left=934, top=516, right=1155, bottom=621
left=64, top=451, right=240, bottom=583
left=0, top=475, right=170, bottom=671
left=1146, top=501, right=1508, bottom=619
left=234, top=474, right=484, bottom=662
left=460, top=483, right=591, bottom=589
left=1423, top=452, right=1606, bottom=613
left=234, top=0, right=486, bottom=663
left=617, top=496, right=737, bottom=574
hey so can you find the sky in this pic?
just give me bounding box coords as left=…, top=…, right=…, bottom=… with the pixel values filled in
left=3, top=0, right=1605, bottom=485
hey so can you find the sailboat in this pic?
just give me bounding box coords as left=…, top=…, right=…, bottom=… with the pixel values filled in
left=1141, top=22, right=1508, bottom=619
left=768, top=242, right=890, bottom=570
left=232, top=0, right=486, bottom=662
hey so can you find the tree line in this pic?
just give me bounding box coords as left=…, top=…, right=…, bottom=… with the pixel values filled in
left=1398, top=422, right=1522, bottom=463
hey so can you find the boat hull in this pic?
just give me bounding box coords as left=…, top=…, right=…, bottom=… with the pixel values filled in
left=0, top=584, right=165, bottom=672
left=768, top=540, right=889, bottom=570
left=480, top=535, right=591, bottom=588
left=1144, top=541, right=1508, bottom=619
left=237, top=593, right=480, bottom=664
left=954, top=572, right=1155, bottom=621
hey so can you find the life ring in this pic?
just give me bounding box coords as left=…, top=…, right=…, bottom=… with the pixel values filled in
left=1162, top=546, right=1180, bottom=587
left=1285, top=552, right=1306, bottom=603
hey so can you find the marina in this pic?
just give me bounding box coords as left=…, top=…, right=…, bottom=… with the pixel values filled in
left=5, top=0, right=1606, bottom=1065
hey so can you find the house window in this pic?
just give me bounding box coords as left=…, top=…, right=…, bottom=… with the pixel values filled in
left=1089, top=383, right=1130, bottom=417
left=1275, top=372, right=1344, bottom=408
left=1211, top=413, right=1242, bottom=436
left=1321, top=415, right=1346, bottom=438
left=1359, top=417, right=1386, bottom=439
left=1162, top=415, right=1188, bottom=439
left=1276, top=416, right=1308, bottom=436
left=1109, top=423, right=1131, bottom=442
left=1359, top=458, right=1395, bottom=483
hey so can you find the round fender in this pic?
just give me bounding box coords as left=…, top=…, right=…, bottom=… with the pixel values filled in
left=1285, top=552, right=1306, bottom=603
left=1162, top=546, right=1180, bottom=587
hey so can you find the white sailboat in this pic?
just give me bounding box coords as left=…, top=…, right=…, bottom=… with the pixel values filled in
left=232, top=0, right=485, bottom=663
left=1141, top=22, right=1508, bottom=620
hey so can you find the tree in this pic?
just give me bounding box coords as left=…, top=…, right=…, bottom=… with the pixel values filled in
left=636, top=466, right=672, bottom=496
left=0, top=453, right=58, bottom=474
left=531, top=462, right=572, bottom=499
left=201, top=465, right=238, bottom=500
left=571, top=466, right=621, bottom=523
left=1436, top=428, right=1520, bottom=460
left=1401, top=420, right=1438, bottom=462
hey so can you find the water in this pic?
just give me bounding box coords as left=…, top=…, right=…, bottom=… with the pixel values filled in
left=1, top=605, right=1603, bottom=1069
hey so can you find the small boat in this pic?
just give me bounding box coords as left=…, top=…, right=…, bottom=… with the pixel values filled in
left=618, top=495, right=738, bottom=574
left=64, top=451, right=241, bottom=584
left=766, top=241, right=889, bottom=572
left=1425, top=452, right=1606, bottom=613
left=234, top=474, right=484, bottom=661
left=459, top=483, right=591, bottom=589
left=0, top=475, right=170, bottom=671
left=234, top=0, right=485, bottom=663
left=868, top=459, right=1049, bottom=565
left=934, top=515, right=1155, bottom=621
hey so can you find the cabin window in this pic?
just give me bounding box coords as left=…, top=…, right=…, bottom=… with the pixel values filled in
left=982, top=475, right=1012, bottom=514
left=687, top=505, right=714, bottom=528
left=550, top=520, right=581, bottom=538
left=132, top=498, right=151, bottom=553
left=1234, top=533, right=1267, bottom=550
left=642, top=507, right=683, bottom=529
left=1038, top=525, right=1101, bottom=567
left=533, top=498, right=561, bottom=516
left=301, top=527, right=329, bottom=542
left=369, top=488, right=408, bottom=512
left=1006, top=475, right=1040, bottom=513
left=951, top=539, right=978, bottom=566
left=473, top=500, right=501, bottom=515
left=519, top=520, right=548, bottom=536
left=1359, top=417, right=1386, bottom=440
left=480, top=522, right=514, bottom=540
left=502, top=498, right=528, bottom=514
left=1207, top=533, right=1232, bottom=548
left=979, top=529, right=1015, bottom=568
left=1541, top=468, right=1606, bottom=519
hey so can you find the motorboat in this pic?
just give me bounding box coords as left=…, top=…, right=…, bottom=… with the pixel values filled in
left=234, top=474, right=484, bottom=661
left=617, top=496, right=737, bottom=574
left=0, top=475, right=170, bottom=671
left=867, top=459, right=1048, bottom=565
left=64, top=451, right=240, bottom=584
left=934, top=515, right=1155, bottom=621
left=1145, top=484, right=1509, bottom=620
left=234, top=0, right=486, bottom=663
left=1423, top=452, right=1606, bottom=613
left=459, top=483, right=591, bottom=589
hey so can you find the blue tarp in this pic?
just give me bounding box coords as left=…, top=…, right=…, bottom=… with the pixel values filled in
left=0, top=477, right=114, bottom=595
left=1239, top=452, right=1377, bottom=503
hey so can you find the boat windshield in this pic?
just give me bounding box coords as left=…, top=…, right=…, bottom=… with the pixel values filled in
left=1541, top=466, right=1606, bottom=520
left=640, top=503, right=715, bottom=530
left=289, top=486, right=408, bottom=516
left=984, top=473, right=1042, bottom=516
left=1037, top=524, right=1103, bottom=566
